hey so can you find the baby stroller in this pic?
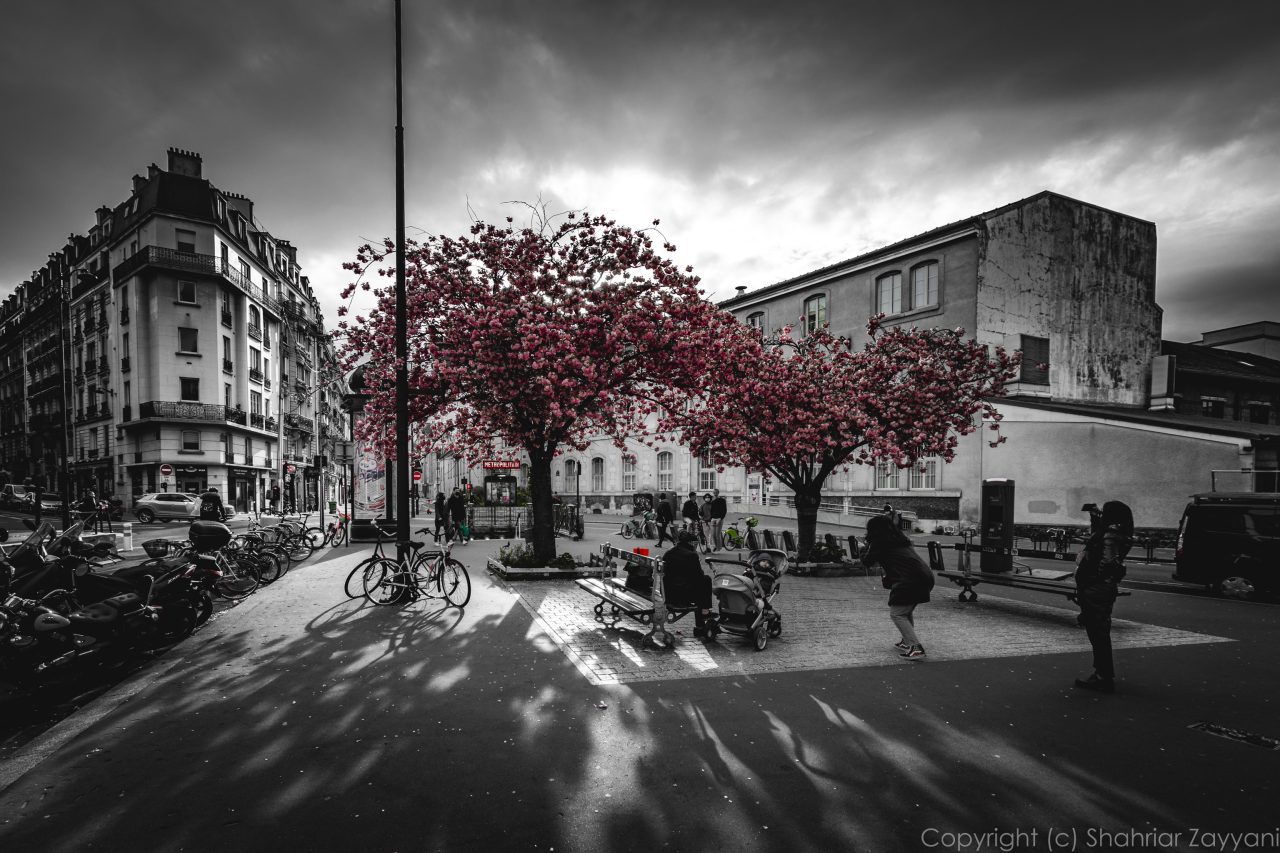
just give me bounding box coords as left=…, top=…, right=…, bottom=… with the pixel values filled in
left=705, top=548, right=787, bottom=650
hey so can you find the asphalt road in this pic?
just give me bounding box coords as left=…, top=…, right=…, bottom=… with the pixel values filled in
left=0, top=525, right=1276, bottom=853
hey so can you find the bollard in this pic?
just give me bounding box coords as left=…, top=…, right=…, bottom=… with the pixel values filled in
left=123, top=522, right=134, bottom=553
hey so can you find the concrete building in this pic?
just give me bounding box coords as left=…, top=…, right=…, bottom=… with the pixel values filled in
left=1, top=148, right=347, bottom=515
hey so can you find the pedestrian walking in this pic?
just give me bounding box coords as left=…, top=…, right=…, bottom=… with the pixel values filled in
left=1073, top=500, right=1134, bottom=694
left=861, top=514, right=934, bottom=659
left=410, top=483, right=420, bottom=516
left=654, top=492, right=674, bottom=546
left=710, top=489, right=727, bottom=551
left=199, top=486, right=227, bottom=522
left=434, top=491, right=448, bottom=539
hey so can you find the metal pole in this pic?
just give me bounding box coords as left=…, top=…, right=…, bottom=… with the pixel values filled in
left=393, top=0, right=412, bottom=583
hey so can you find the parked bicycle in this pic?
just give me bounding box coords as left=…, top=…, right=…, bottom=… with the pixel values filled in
left=620, top=510, right=657, bottom=540
left=721, top=516, right=759, bottom=550
left=361, top=529, right=472, bottom=608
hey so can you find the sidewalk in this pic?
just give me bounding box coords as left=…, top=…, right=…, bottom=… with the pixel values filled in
left=0, top=518, right=1271, bottom=852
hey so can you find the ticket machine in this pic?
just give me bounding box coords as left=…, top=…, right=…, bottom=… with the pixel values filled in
left=980, top=479, right=1015, bottom=573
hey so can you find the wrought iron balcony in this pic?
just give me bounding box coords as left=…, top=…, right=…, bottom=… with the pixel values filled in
left=263, top=377, right=272, bottom=391
left=248, top=323, right=262, bottom=341
left=249, top=367, right=264, bottom=382
left=222, top=309, right=233, bottom=327
left=121, top=356, right=131, bottom=373
left=250, top=413, right=265, bottom=428
left=223, top=359, right=233, bottom=373
left=112, top=246, right=282, bottom=320
left=265, top=416, right=278, bottom=431
left=137, top=400, right=250, bottom=427
left=98, top=356, right=108, bottom=374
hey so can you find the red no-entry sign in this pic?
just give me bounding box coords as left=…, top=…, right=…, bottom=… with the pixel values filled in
left=412, top=470, right=422, bottom=482
left=160, top=464, right=173, bottom=477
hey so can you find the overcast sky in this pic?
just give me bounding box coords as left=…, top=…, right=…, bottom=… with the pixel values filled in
left=3, top=1, right=1278, bottom=343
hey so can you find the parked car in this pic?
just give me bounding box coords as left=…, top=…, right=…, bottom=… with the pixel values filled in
left=39, top=495, right=63, bottom=514
left=0, top=484, right=33, bottom=510
left=1174, top=492, right=1280, bottom=599
left=132, top=492, right=201, bottom=524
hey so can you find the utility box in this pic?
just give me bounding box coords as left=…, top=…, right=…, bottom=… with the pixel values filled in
left=980, top=479, right=1015, bottom=573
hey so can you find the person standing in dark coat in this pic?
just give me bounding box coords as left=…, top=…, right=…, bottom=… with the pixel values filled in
left=862, top=514, right=934, bottom=659
left=709, top=489, right=728, bottom=551
left=654, top=492, right=674, bottom=547
left=681, top=492, right=700, bottom=536
left=1073, top=501, right=1133, bottom=694
left=446, top=489, right=468, bottom=543
left=663, top=531, right=715, bottom=636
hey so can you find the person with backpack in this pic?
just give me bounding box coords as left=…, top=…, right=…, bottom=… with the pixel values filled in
left=1073, top=500, right=1134, bottom=694
left=862, top=514, right=934, bottom=660
left=654, top=492, right=674, bottom=547
left=433, top=491, right=448, bottom=540
left=199, top=486, right=227, bottom=522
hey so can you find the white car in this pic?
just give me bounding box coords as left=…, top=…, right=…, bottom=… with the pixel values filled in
left=132, top=492, right=201, bottom=524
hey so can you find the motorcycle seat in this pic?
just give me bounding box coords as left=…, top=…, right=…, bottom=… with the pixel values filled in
left=70, top=601, right=121, bottom=623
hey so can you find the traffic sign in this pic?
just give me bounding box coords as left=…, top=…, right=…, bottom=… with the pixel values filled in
left=160, top=464, right=174, bottom=477
left=412, top=469, right=422, bottom=482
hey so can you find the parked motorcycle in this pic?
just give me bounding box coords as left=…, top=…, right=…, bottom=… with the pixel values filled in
left=0, top=520, right=200, bottom=687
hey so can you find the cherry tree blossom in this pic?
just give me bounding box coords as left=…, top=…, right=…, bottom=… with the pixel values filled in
left=665, top=319, right=1020, bottom=563
left=336, top=208, right=741, bottom=562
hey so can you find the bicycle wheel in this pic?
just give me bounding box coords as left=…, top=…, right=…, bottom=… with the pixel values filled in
left=330, top=524, right=348, bottom=548
left=252, top=550, right=284, bottom=585
left=344, top=557, right=381, bottom=599
left=215, top=558, right=260, bottom=600
left=284, top=534, right=312, bottom=563
left=364, top=558, right=411, bottom=605
left=303, top=526, right=326, bottom=552
left=439, top=558, right=472, bottom=608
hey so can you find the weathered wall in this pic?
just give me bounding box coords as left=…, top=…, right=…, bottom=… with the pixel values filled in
left=976, top=195, right=1162, bottom=406
left=977, top=404, right=1247, bottom=529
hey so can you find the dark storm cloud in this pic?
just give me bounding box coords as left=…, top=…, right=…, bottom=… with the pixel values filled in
left=3, top=1, right=1279, bottom=337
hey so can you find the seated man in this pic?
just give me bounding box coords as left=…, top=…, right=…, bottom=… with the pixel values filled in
left=663, top=531, right=715, bottom=636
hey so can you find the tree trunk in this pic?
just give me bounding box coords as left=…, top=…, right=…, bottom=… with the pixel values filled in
left=794, top=488, right=822, bottom=564
left=527, top=447, right=557, bottom=564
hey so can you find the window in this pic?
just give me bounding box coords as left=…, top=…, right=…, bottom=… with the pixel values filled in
left=1248, top=402, right=1271, bottom=425
left=1019, top=335, right=1050, bottom=385
left=181, top=430, right=200, bottom=451
left=875, top=459, right=900, bottom=491
left=122, top=331, right=129, bottom=356
left=240, top=259, right=251, bottom=283
left=249, top=306, right=261, bottom=329
left=178, top=327, right=199, bottom=353
left=1201, top=397, right=1225, bottom=419
left=876, top=273, right=903, bottom=315
left=123, top=381, right=131, bottom=406
left=698, top=449, right=717, bottom=491
left=909, top=458, right=938, bottom=491
left=623, top=456, right=637, bottom=492
left=591, top=457, right=605, bottom=492
left=803, top=294, right=826, bottom=334
left=180, top=377, right=199, bottom=401
left=250, top=391, right=262, bottom=415
left=250, top=348, right=261, bottom=371
left=177, top=280, right=197, bottom=304
left=746, top=311, right=765, bottom=332
left=911, top=262, right=939, bottom=310
left=176, top=229, right=196, bottom=253
left=657, top=451, right=673, bottom=491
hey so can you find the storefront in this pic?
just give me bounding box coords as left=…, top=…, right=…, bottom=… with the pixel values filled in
left=170, top=463, right=208, bottom=496
left=228, top=465, right=258, bottom=514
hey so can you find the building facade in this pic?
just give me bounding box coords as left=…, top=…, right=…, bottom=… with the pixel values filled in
left=0, top=148, right=347, bottom=514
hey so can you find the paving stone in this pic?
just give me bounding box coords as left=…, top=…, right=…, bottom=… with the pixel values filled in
left=508, top=575, right=1231, bottom=685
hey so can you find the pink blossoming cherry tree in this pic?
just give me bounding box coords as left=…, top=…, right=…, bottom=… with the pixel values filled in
left=336, top=208, right=742, bottom=563
left=664, top=319, right=1020, bottom=563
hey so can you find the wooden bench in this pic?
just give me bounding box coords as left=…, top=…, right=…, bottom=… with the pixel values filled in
left=928, top=541, right=1132, bottom=603
left=575, top=573, right=697, bottom=629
